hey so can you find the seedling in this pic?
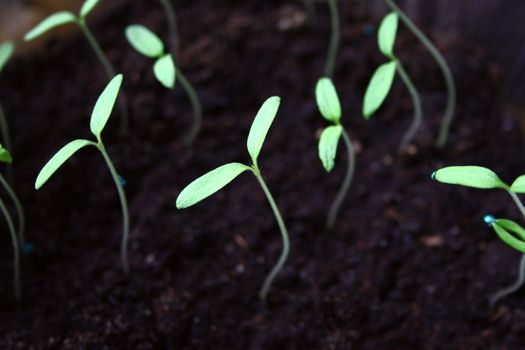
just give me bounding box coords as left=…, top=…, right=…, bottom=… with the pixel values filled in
left=0, top=145, right=21, bottom=299
left=384, top=0, right=456, bottom=148
left=363, top=12, right=423, bottom=153
left=324, top=0, right=340, bottom=78
left=35, top=75, right=131, bottom=273
left=125, top=24, right=202, bottom=147
left=176, top=96, right=289, bottom=303
left=432, top=166, right=525, bottom=306
left=24, top=0, right=129, bottom=133
left=315, top=78, right=355, bottom=230
left=0, top=41, right=15, bottom=177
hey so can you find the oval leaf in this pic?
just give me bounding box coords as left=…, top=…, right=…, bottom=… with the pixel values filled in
left=378, top=12, right=398, bottom=57
left=0, top=145, right=12, bottom=164
left=492, top=220, right=525, bottom=253
left=432, top=166, right=508, bottom=190
left=125, top=25, right=164, bottom=58
left=510, top=175, right=525, bottom=193
left=24, top=12, right=77, bottom=41
left=154, top=54, right=176, bottom=89
left=176, top=163, right=250, bottom=209
left=0, top=41, right=15, bottom=73
left=316, top=77, right=341, bottom=123
left=80, top=0, right=100, bottom=17
left=362, top=61, right=397, bottom=119
left=90, top=74, right=123, bottom=138
left=318, top=125, right=343, bottom=172
left=35, top=139, right=93, bottom=190
left=247, top=96, right=281, bottom=164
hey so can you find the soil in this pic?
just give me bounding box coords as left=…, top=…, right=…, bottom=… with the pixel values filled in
left=0, top=0, right=524, bottom=349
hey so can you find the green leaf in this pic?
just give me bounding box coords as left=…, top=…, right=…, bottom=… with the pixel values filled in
left=0, top=145, right=12, bottom=164
left=492, top=220, right=525, bottom=253
left=496, top=219, right=525, bottom=241
left=80, top=0, right=100, bottom=17
left=176, top=163, right=251, bottom=209
left=378, top=12, right=398, bottom=57
left=432, top=166, right=508, bottom=190
left=90, top=74, right=123, bottom=138
left=125, top=25, right=164, bottom=58
left=247, top=96, right=281, bottom=164
left=35, top=139, right=93, bottom=190
left=24, top=12, right=77, bottom=41
left=0, top=41, right=15, bottom=73
left=510, top=175, right=525, bottom=193
left=362, top=61, right=397, bottom=119
left=315, top=77, right=341, bottom=123
left=154, top=54, right=176, bottom=89
left=318, top=125, right=342, bottom=172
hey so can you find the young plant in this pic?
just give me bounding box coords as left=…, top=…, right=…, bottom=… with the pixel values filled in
left=125, top=24, right=202, bottom=147
left=384, top=0, right=456, bottom=148
left=0, top=41, right=15, bottom=177
left=324, top=0, right=340, bottom=78
left=316, top=78, right=355, bottom=230
left=35, top=75, right=131, bottom=273
left=176, top=96, right=289, bottom=303
left=362, top=12, right=422, bottom=153
left=0, top=145, right=21, bottom=299
left=24, top=0, right=129, bottom=133
left=432, top=166, right=525, bottom=306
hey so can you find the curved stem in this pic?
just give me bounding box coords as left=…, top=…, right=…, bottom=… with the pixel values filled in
left=158, top=0, right=180, bottom=60
left=396, top=60, right=423, bottom=152
left=0, top=100, right=13, bottom=182
left=252, top=167, right=290, bottom=304
left=384, top=0, right=456, bottom=148
left=0, top=173, right=25, bottom=247
left=177, top=70, right=202, bottom=147
left=326, top=128, right=355, bottom=230
left=98, top=143, right=130, bottom=274
left=0, top=197, right=20, bottom=299
left=324, top=0, right=340, bottom=78
left=79, top=22, right=130, bottom=133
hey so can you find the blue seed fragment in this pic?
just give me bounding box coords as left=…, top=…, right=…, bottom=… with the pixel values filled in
left=483, top=215, right=496, bottom=226
left=431, top=171, right=437, bottom=180
left=118, top=175, right=126, bottom=186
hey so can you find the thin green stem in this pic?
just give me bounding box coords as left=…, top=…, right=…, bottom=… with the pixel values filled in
left=384, top=0, right=456, bottom=148
left=98, top=143, right=130, bottom=274
left=78, top=21, right=130, bottom=133
left=395, top=60, right=423, bottom=152
left=0, top=100, right=13, bottom=182
left=0, top=173, right=25, bottom=246
left=324, top=0, right=340, bottom=78
left=0, top=197, right=20, bottom=299
left=158, top=0, right=180, bottom=60
left=177, top=70, right=202, bottom=147
left=252, top=167, right=290, bottom=303
left=326, top=128, right=355, bottom=230
left=303, top=0, right=317, bottom=27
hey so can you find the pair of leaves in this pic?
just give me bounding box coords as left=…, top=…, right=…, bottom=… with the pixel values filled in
left=0, top=41, right=15, bottom=73
left=35, top=74, right=123, bottom=189
left=176, top=96, right=281, bottom=209
left=432, top=166, right=525, bottom=192
left=489, top=218, right=525, bottom=253
left=24, top=0, right=101, bottom=41
left=125, top=25, right=176, bottom=89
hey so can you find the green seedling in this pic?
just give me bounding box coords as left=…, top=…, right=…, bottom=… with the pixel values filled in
left=384, top=0, right=456, bottom=148
left=0, top=41, right=15, bottom=179
left=324, top=0, right=340, bottom=78
left=176, top=96, right=289, bottom=303
left=316, top=78, right=355, bottom=230
left=125, top=24, right=202, bottom=147
left=35, top=75, right=131, bottom=273
left=363, top=12, right=422, bottom=153
left=432, top=166, right=525, bottom=306
left=24, top=0, right=129, bottom=133
left=0, top=145, right=21, bottom=299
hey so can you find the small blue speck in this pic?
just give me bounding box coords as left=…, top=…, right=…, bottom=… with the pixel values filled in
left=118, top=175, right=126, bottom=186
left=22, top=242, right=34, bottom=254
left=431, top=171, right=437, bottom=180
left=484, top=215, right=496, bottom=226
left=363, top=24, right=375, bottom=37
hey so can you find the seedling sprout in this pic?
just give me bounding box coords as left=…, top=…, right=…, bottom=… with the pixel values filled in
left=35, top=75, right=131, bottom=273
left=176, top=96, right=290, bottom=303
left=315, top=78, right=355, bottom=230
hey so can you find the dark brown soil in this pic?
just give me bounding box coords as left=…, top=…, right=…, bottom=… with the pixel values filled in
left=1, top=0, right=524, bottom=349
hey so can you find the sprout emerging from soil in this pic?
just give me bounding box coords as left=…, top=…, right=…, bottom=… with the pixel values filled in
left=125, top=24, right=201, bottom=146
left=0, top=41, right=16, bottom=179
left=363, top=12, right=422, bottom=153
left=384, top=0, right=456, bottom=148
left=315, top=78, right=355, bottom=230
left=0, top=145, right=21, bottom=299
left=432, top=166, right=525, bottom=306
left=24, top=0, right=130, bottom=133
left=35, top=75, right=131, bottom=273
left=176, top=96, right=289, bottom=303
